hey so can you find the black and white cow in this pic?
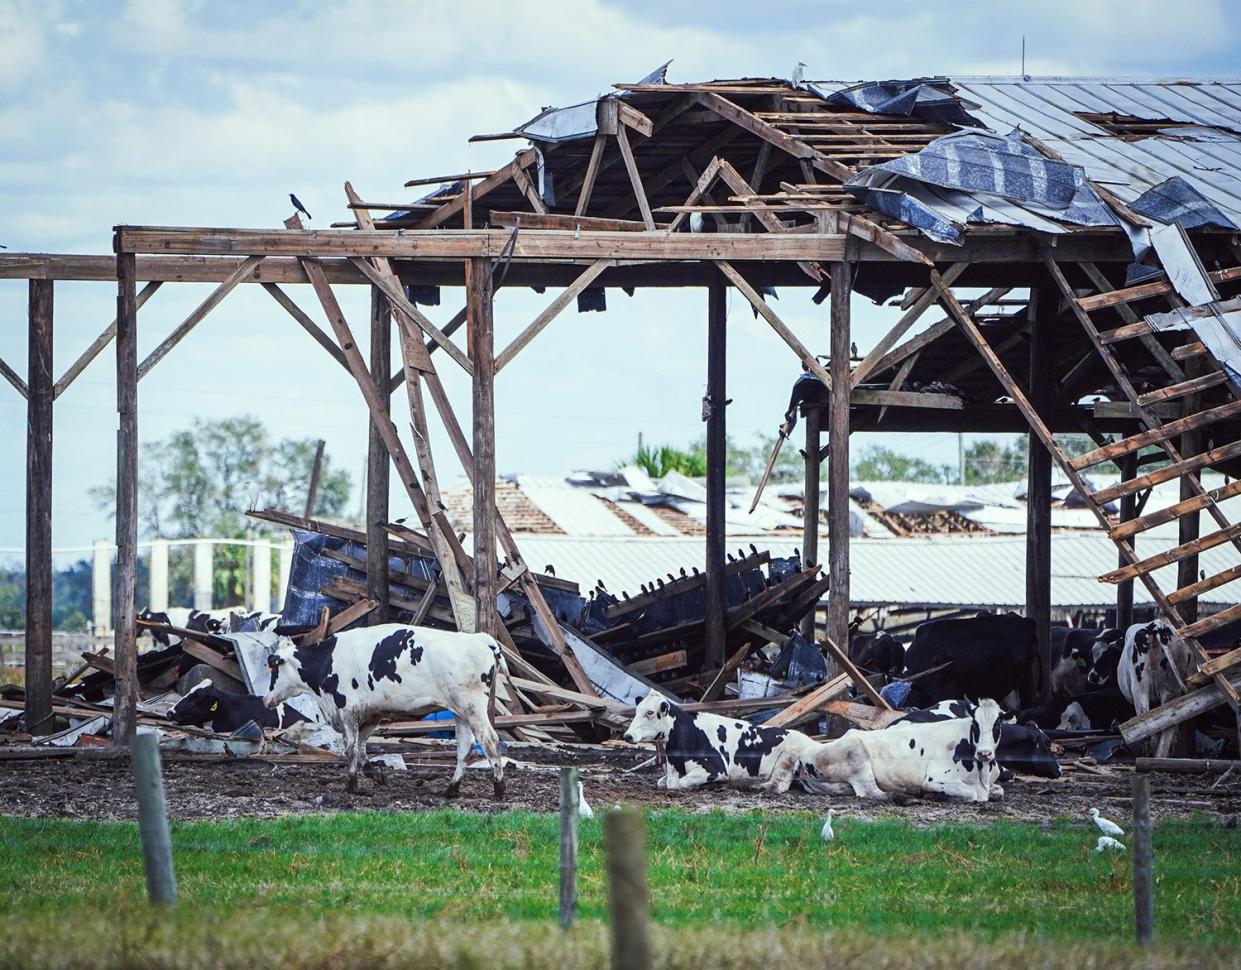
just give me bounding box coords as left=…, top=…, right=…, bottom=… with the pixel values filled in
left=264, top=624, right=506, bottom=796
left=1050, top=627, right=1119, bottom=698
left=139, top=607, right=280, bottom=646
left=771, top=698, right=1007, bottom=802
left=1117, top=619, right=1193, bottom=756
left=902, top=612, right=1039, bottom=709
left=621, top=692, right=814, bottom=792
left=851, top=631, right=905, bottom=682
left=1017, top=687, right=1133, bottom=733
left=166, top=681, right=308, bottom=733
left=895, top=700, right=1060, bottom=778
left=1086, top=636, right=1125, bottom=689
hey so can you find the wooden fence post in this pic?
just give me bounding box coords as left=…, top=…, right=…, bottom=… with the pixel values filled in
left=604, top=805, right=652, bottom=970
left=559, top=765, right=579, bottom=929
left=1132, top=774, right=1154, bottom=946
left=131, top=731, right=177, bottom=905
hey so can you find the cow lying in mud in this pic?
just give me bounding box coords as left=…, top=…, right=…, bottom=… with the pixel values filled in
left=167, top=680, right=307, bottom=733
left=622, top=692, right=814, bottom=792
left=264, top=623, right=507, bottom=797
left=767, top=698, right=1007, bottom=802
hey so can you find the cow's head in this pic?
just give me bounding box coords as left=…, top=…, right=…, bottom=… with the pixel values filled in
left=138, top=608, right=173, bottom=647
left=1087, top=636, right=1123, bottom=687
left=264, top=637, right=308, bottom=708
left=188, top=610, right=228, bottom=635
left=622, top=691, right=675, bottom=744
left=166, top=680, right=219, bottom=726
left=972, top=698, right=1003, bottom=764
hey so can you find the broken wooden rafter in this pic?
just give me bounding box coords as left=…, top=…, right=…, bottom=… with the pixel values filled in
left=495, top=259, right=615, bottom=372
left=415, top=149, right=537, bottom=229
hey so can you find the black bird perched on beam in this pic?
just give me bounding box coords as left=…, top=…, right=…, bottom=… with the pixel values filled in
left=289, top=193, right=312, bottom=221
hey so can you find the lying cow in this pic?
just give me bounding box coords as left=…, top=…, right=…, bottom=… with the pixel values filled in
left=264, top=624, right=506, bottom=796
left=1017, top=687, right=1133, bottom=733
left=770, top=698, right=1006, bottom=802
left=621, top=692, right=814, bottom=792
left=903, top=612, right=1038, bottom=709
left=1117, top=619, right=1192, bottom=756
left=167, top=680, right=307, bottom=733
left=896, top=700, right=1060, bottom=779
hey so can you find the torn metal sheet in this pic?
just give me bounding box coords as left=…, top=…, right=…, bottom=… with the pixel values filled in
left=35, top=714, right=110, bottom=747
left=515, top=61, right=670, bottom=144
left=558, top=623, right=670, bottom=707
left=818, top=78, right=982, bottom=128
left=1148, top=222, right=1221, bottom=307
left=1131, top=176, right=1240, bottom=231
left=1148, top=297, right=1241, bottom=385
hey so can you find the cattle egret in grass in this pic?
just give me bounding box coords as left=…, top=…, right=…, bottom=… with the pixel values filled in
left=821, top=809, right=835, bottom=843
left=578, top=780, right=594, bottom=819
left=1090, top=808, right=1124, bottom=837
left=1095, top=835, right=1126, bottom=853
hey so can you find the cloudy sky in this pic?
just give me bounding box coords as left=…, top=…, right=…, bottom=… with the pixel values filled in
left=2, top=0, right=1239, bottom=559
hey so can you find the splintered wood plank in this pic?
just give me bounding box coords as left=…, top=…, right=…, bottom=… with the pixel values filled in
left=1092, top=439, right=1241, bottom=504
left=495, top=259, right=615, bottom=372
left=1099, top=522, right=1241, bottom=584
left=1098, top=319, right=1152, bottom=345
left=416, top=149, right=536, bottom=229
left=1172, top=341, right=1208, bottom=361
left=715, top=259, right=832, bottom=391
left=326, top=598, right=378, bottom=635
left=1112, top=479, right=1241, bottom=540
left=628, top=650, right=687, bottom=676
left=1135, top=370, right=1228, bottom=407
left=1179, top=602, right=1241, bottom=641
left=1076, top=264, right=1241, bottom=312
left=349, top=257, right=471, bottom=373
left=819, top=636, right=892, bottom=711
left=1071, top=400, right=1241, bottom=470
left=1168, top=563, right=1241, bottom=605
left=764, top=673, right=850, bottom=728
left=490, top=211, right=650, bottom=232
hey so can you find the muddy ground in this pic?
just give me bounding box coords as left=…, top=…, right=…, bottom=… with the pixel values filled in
left=3, top=740, right=1239, bottom=824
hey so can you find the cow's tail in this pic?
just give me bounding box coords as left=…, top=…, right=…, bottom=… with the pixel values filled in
left=487, top=637, right=509, bottom=724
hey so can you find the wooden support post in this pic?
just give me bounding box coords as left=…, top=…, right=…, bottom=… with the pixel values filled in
left=1177, top=356, right=1204, bottom=625
left=1027, top=286, right=1054, bottom=703
left=605, top=806, right=652, bottom=970
left=1132, top=774, right=1154, bottom=947
left=131, top=732, right=177, bottom=905
left=827, top=263, right=852, bottom=665
left=367, top=287, right=391, bottom=625
left=558, top=765, right=579, bottom=929
left=304, top=439, right=326, bottom=519
left=801, top=405, right=822, bottom=641
left=1117, top=451, right=1137, bottom=631
left=25, top=279, right=53, bottom=736
left=704, top=280, right=727, bottom=672
left=113, top=246, right=139, bottom=747
left=468, top=257, right=497, bottom=636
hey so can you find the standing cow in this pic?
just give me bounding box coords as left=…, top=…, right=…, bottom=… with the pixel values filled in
left=264, top=624, right=506, bottom=797
left=1117, top=619, right=1193, bottom=756
left=621, top=692, right=814, bottom=792
left=902, top=612, right=1039, bottom=709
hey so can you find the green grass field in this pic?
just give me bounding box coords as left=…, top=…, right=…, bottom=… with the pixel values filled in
left=1, top=810, right=1237, bottom=969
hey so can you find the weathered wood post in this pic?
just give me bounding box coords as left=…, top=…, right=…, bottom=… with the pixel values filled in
left=1027, top=284, right=1054, bottom=702
left=704, top=279, right=727, bottom=671
left=1132, top=773, right=1154, bottom=946
left=468, top=256, right=497, bottom=635
left=604, top=805, right=652, bottom=970
left=801, top=403, right=821, bottom=641
left=1116, top=451, right=1137, bottom=631
left=25, top=278, right=54, bottom=736
left=826, top=262, right=852, bottom=670
left=113, top=242, right=139, bottom=745
left=131, top=731, right=177, bottom=905
left=367, top=287, right=392, bottom=624
left=558, top=765, right=579, bottom=929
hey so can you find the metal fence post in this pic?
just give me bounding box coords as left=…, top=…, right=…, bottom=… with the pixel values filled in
left=131, top=731, right=177, bottom=905
left=604, top=805, right=652, bottom=970
left=1133, top=774, right=1154, bottom=946
left=559, top=766, right=579, bottom=928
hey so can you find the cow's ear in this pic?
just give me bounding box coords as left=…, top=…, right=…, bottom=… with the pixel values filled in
left=658, top=700, right=669, bottom=717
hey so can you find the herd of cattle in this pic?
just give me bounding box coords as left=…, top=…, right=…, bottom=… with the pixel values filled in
left=150, top=607, right=1202, bottom=803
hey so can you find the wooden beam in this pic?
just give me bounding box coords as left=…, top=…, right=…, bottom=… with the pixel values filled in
left=490, top=211, right=650, bottom=233
left=704, top=280, right=727, bottom=672
left=820, top=635, right=893, bottom=711
left=575, top=133, right=607, bottom=217
left=53, top=282, right=161, bottom=399
left=469, top=256, right=498, bottom=637
left=136, top=256, right=263, bottom=380
left=1027, top=284, right=1054, bottom=704
left=0, top=356, right=27, bottom=398
left=764, top=673, right=850, bottom=728
left=801, top=404, right=822, bottom=640
left=367, top=286, right=391, bottom=625
left=1070, top=399, right=1241, bottom=471
left=349, top=256, right=472, bottom=373
left=25, top=279, right=53, bottom=735
left=495, top=259, right=614, bottom=372
left=614, top=124, right=656, bottom=230
left=416, top=149, right=537, bottom=229
left=827, top=261, right=852, bottom=661
left=261, top=282, right=351, bottom=375
left=113, top=245, right=139, bottom=747
left=1119, top=668, right=1241, bottom=746
left=849, top=389, right=963, bottom=409
left=715, top=260, right=832, bottom=390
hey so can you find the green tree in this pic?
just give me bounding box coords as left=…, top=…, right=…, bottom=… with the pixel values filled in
left=630, top=442, right=708, bottom=478
left=963, top=439, right=1027, bottom=484
left=92, top=416, right=351, bottom=606
left=853, top=445, right=952, bottom=483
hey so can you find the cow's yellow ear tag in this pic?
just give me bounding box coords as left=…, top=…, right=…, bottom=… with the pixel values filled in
left=210, top=701, right=219, bottom=711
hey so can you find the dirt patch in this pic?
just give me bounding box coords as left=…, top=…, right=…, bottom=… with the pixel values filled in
left=3, top=741, right=1239, bottom=823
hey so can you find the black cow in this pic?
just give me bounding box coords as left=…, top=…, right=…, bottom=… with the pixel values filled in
left=895, top=700, right=1061, bottom=778
left=1017, top=687, right=1133, bottom=732
left=166, top=681, right=308, bottom=733
left=902, top=612, right=1038, bottom=709
left=851, top=631, right=905, bottom=682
